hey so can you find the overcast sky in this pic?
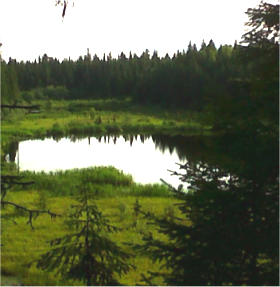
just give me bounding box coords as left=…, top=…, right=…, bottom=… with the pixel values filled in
left=0, top=0, right=271, bottom=62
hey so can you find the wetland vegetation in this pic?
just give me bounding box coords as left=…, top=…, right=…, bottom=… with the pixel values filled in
left=1, top=2, right=279, bottom=285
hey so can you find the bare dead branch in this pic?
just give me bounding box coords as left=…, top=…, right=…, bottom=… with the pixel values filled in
left=1, top=104, right=40, bottom=110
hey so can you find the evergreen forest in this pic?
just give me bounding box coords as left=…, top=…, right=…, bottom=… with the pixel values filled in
left=3, top=39, right=244, bottom=111
left=1, top=1, right=279, bottom=286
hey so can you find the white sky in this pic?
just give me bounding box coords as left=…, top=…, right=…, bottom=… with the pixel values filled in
left=0, top=0, right=272, bottom=62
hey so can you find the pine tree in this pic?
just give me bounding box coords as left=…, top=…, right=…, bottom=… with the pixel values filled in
left=1, top=60, right=9, bottom=103
left=1, top=60, right=20, bottom=104
left=239, top=1, right=279, bottom=128
left=200, top=39, right=207, bottom=51
left=187, top=41, right=193, bottom=53
left=131, top=2, right=279, bottom=286
left=35, top=183, right=134, bottom=286
left=133, top=137, right=278, bottom=285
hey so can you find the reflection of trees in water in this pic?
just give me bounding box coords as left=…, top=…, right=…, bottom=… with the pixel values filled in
left=151, top=135, right=214, bottom=164
left=95, top=134, right=152, bottom=146
left=4, top=142, right=19, bottom=163
left=88, top=134, right=216, bottom=166
left=142, top=134, right=279, bottom=285
left=11, top=134, right=220, bottom=169
left=10, top=134, right=214, bottom=165
left=92, top=134, right=205, bottom=161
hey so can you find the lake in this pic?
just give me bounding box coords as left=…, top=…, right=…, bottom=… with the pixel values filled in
left=6, top=134, right=213, bottom=189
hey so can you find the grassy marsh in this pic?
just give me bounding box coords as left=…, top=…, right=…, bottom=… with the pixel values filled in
left=1, top=99, right=198, bottom=285
left=13, top=167, right=173, bottom=198
left=1, top=99, right=210, bottom=145
left=1, top=167, right=186, bottom=286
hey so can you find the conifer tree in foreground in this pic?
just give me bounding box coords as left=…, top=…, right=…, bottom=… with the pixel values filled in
left=34, top=183, right=134, bottom=286
left=132, top=2, right=279, bottom=285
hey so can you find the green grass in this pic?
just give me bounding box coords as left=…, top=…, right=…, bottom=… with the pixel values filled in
left=8, top=167, right=172, bottom=198
left=1, top=98, right=206, bottom=285
left=1, top=175, right=185, bottom=286
left=1, top=99, right=210, bottom=147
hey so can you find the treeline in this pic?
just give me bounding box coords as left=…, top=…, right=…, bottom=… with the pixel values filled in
left=2, top=39, right=246, bottom=110
left=1, top=60, right=20, bottom=104
left=0, top=60, right=20, bottom=119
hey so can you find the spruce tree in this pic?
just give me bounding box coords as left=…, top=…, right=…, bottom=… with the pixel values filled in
left=132, top=2, right=279, bottom=286
left=1, top=60, right=9, bottom=103
left=35, top=183, right=134, bottom=286
left=8, top=62, right=20, bottom=102
left=239, top=1, right=279, bottom=128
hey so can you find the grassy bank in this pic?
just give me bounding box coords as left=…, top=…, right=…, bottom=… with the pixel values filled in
left=11, top=166, right=173, bottom=198
left=1, top=99, right=198, bottom=285
left=1, top=167, right=185, bottom=286
left=1, top=99, right=210, bottom=145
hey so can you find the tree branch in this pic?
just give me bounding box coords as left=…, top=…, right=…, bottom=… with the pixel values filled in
left=2, top=175, right=36, bottom=185
left=1, top=104, right=40, bottom=110
left=2, top=180, right=36, bottom=186
left=1, top=201, right=62, bottom=230
left=1, top=215, right=18, bottom=225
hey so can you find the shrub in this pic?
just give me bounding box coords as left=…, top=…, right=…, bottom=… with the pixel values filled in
left=118, top=202, right=127, bottom=221
left=89, top=107, right=96, bottom=120
left=35, top=190, right=48, bottom=210
left=105, top=124, right=122, bottom=134
left=21, top=91, right=35, bottom=103
left=42, top=86, right=69, bottom=100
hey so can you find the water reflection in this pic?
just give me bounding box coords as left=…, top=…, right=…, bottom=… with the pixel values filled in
left=5, top=134, right=217, bottom=188
left=4, top=141, right=18, bottom=163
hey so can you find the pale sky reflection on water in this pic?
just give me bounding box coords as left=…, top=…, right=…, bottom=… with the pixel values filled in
left=16, top=137, right=187, bottom=188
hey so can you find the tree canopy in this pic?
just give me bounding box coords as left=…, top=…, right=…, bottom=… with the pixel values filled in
left=130, top=2, right=279, bottom=285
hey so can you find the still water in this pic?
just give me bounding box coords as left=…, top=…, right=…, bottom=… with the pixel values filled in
left=11, top=134, right=194, bottom=188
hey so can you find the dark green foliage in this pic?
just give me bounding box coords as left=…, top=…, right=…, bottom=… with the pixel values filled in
left=9, top=40, right=241, bottom=112
left=1, top=61, right=9, bottom=103
left=35, top=183, right=134, bottom=286
left=21, top=90, right=35, bottom=103
left=1, top=60, right=20, bottom=105
left=132, top=199, right=142, bottom=218
left=163, top=204, right=175, bottom=223
left=240, top=2, right=279, bottom=128
left=133, top=150, right=278, bottom=285
left=42, top=85, right=70, bottom=100
left=1, top=60, right=22, bottom=121
left=20, top=86, right=70, bottom=102
left=131, top=2, right=279, bottom=286
left=0, top=93, right=63, bottom=231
